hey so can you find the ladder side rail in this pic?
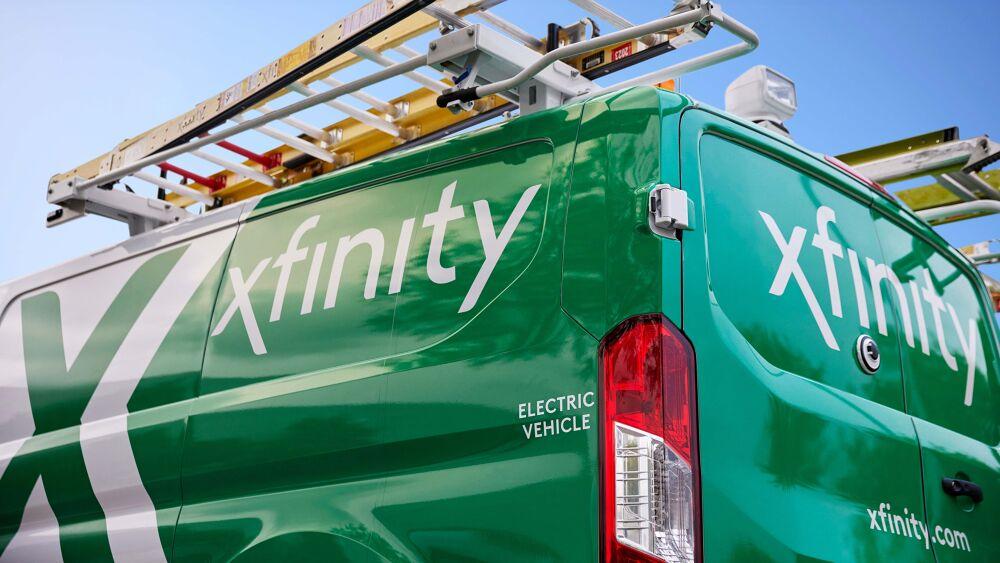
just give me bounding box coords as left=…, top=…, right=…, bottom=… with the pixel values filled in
left=916, top=200, right=1000, bottom=223
left=190, top=150, right=277, bottom=187
left=62, top=55, right=427, bottom=194
left=852, top=136, right=997, bottom=184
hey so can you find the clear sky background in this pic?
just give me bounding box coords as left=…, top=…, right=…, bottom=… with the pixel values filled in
left=0, top=0, right=996, bottom=285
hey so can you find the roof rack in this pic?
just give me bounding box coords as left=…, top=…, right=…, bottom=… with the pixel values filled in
left=837, top=127, right=1000, bottom=225
left=46, top=0, right=757, bottom=235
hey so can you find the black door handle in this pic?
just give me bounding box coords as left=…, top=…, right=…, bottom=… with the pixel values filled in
left=942, top=477, right=983, bottom=503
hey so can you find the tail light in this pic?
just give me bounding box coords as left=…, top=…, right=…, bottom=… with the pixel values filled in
left=599, top=314, right=699, bottom=563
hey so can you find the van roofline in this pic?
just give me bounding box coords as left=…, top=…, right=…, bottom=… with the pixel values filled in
left=0, top=201, right=251, bottom=316
left=680, top=100, right=989, bottom=295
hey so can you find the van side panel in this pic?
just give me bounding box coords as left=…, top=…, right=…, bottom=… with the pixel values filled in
left=870, top=205, right=1000, bottom=562
left=177, top=103, right=600, bottom=561
left=679, top=110, right=933, bottom=561
left=562, top=87, right=685, bottom=337
left=870, top=206, right=999, bottom=445
left=0, top=233, right=234, bottom=561
left=175, top=148, right=432, bottom=561
left=372, top=109, right=596, bottom=561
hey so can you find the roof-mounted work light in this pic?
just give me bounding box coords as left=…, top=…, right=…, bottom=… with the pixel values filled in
left=725, top=65, right=797, bottom=137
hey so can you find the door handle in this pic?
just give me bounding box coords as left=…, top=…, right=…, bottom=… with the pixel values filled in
left=942, top=477, right=983, bottom=503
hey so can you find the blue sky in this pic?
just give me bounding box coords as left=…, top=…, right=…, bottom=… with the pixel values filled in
left=0, top=0, right=996, bottom=284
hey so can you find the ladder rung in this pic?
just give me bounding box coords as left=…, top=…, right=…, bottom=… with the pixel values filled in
left=158, top=162, right=225, bottom=192
left=133, top=171, right=213, bottom=205
left=391, top=44, right=423, bottom=58
left=214, top=140, right=281, bottom=169
left=422, top=4, right=470, bottom=30
left=568, top=0, right=634, bottom=30
left=392, top=46, right=452, bottom=81
left=190, top=150, right=277, bottom=187
left=230, top=115, right=336, bottom=163
left=287, top=82, right=402, bottom=137
left=255, top=104, right=331, bottom=143
left=317, top=78, right=398, bottom=117
left=353, top=45, right=448, bottom=93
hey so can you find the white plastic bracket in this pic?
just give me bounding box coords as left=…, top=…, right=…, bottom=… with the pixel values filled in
left=649, top=184, right=690, bottom=230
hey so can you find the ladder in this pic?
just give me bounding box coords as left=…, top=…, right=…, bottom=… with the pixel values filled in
left=837, top=127, right=1000, bottom=225
left=837, top=128, right=1000, bottom=310
left=46, top=0, right=757, bottom=235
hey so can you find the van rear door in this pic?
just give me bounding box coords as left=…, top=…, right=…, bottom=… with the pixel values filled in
left=678, top=108, right=933, bottom=561
left=871, top=202, right=1000, bottom=561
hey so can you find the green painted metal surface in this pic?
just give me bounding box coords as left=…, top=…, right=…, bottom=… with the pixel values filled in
left=678, top=107, right=997, bottom=561
left=1, top=86, right=997, bottom=562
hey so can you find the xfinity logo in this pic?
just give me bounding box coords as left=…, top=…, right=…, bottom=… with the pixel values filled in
left=0, top=239, right=232, bottom=562
left=760, top=206, right=981, bottom=405
left=211, top=181, right=541, bottom=355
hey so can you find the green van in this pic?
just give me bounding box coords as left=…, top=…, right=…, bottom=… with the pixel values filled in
left=1, top=86, right=997, bottom=562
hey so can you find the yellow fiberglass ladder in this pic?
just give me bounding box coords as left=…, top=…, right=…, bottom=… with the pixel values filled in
left=46, top=0, right=758, bottom=235
left=837, top=127, right=1000, bottom=226
left=837, top=128, right=1000, bottom=308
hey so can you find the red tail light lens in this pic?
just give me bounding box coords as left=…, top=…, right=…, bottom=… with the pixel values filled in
left=600, top=314, right=699, bottom=563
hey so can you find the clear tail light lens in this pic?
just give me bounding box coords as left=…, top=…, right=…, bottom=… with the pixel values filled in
left=600, top=315, right=699, bottom=563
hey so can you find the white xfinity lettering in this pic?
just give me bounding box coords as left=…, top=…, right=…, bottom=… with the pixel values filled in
left=423, top=181, right=465, bottom=284
left=271, top=215, right=319, bottom=322
left=0, top=235, right=232, bottom=562
left=759, top=209, right=839, bottom=351
left=759, top=206, right=984, bottom=406
left=461, top=184, right=540, bottom=313
left=211, top=258, right=272, bottom=356
left=212, top=181, right=541, bottom=355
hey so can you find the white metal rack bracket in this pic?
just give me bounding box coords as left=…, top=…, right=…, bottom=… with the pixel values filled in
left=48, top=176, right=193, bottom=235
left=427, top=24, right=597, bottom=114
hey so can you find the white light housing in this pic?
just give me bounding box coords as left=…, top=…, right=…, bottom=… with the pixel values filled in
left=615, top=422, right=695, bottom=562
left=724, top=65, right=797, bottom=137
